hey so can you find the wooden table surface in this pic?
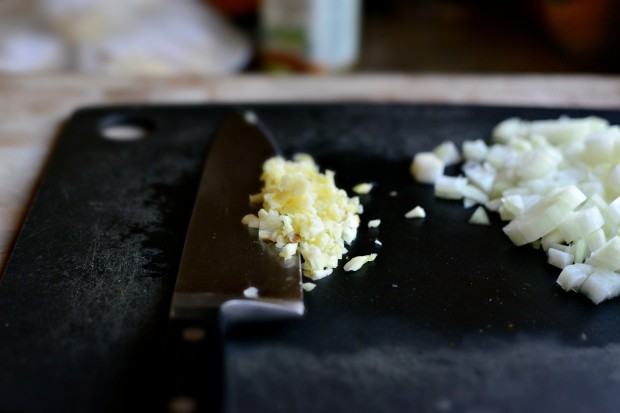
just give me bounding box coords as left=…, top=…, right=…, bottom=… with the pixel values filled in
left=1, top=74, right=620, bottom=273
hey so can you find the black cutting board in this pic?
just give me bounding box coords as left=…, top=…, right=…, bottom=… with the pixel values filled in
left=2, top=103, right=620, bottom=413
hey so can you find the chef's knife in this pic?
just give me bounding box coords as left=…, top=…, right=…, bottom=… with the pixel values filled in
left=163, top=111, right=304, bottom=413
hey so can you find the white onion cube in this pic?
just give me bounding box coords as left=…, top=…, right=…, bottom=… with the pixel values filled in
left=587, top=236, right=620, bottom=270
left=557, top=263, right=594, bottom=291
left=469, top=206, right=490, bottom=225
left=434, top=175, right=468, bottom=200
left=558, top=207, right=604, bottom=242
left=503, top=186, right=587, bottom=246
left=547, top=248, right=574, bottom=269
left=579, top=267, right=620, bottom=305
left=462, top=139, right=488, bottom=162
left=433, top=141, right=461, bottom=165
left=411, top=152, right=444, bottom=184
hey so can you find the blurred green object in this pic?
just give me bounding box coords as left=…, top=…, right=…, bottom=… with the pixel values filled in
left=259, top=0, right=362, bottom=73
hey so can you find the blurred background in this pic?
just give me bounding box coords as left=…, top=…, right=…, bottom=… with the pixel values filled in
left=0, top=0, right=619, bottom=76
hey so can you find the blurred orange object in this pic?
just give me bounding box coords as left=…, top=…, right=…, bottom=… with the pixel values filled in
left=526, top=0, right=618, bottom=57
left=207, top=0, right=258, bottom=16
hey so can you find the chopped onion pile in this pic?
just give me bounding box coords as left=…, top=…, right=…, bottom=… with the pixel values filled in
left=242, top=154, right=364, bottom=280
left=411, top=115, right=620, bottom=304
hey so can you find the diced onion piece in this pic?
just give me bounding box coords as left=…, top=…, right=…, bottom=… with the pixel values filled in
left=374, top=239, right=382, bottom=246
left=463, top=198, right=477, bottom=208
left=606, top=197, right=620, bottom=224
left=584, top=194, right=618, bottom=231
left=405, top=206, right=426, bottom=218
left=469, top=206, right=490, bottom=225
left=302, top=282, right=316, bottom=292
left=579, top=267, right=620, bottom=305
left=435, top=175, right=468, bottom=200
left=344, top=254, right=377, bottom=272
left=498, top=207, right=514, bottom=222
left=462, top=162, right=495, bottom=193
left=516, top=146, right=562, bottom=180
left=540, top=229, right=564, bottom=251
left=249, top=193, right=263, bottom=204
left=492, top=117, right=526, bottom=143
left=352, top=182, right=374, bottom=194
left=558, top=207, right=604, bottom=243
left=257, top=209, right=282, bottom=242
left=547, top=248, right=574, bottom=269
left=503, top=195, right=525, bottom=216
left=485, top=145, right=515, bottom=169
left=583, top=130, right=618, bottom=164
left=587, top=236, right=620, bottom=270
left=523, top=178, right=556, bottom=195
left=529, top=116, right=608, bottom=145
left=548, top=243, right=570, bottom=254
left=433, top=141, right=461, bottom=165
left=570, top=239, right=589, bottom=264
left=502, top=186, right=587, bottom=246
left=557, top=263, right=594, bottom=292
left=411, top=152, right=444, bottom=184
left=368, top=219, right=381, bottom=228
left=499, top=194, right=530, bottom=221
left=241, top=213, right=260, bottom=228
left=485, top=198, right=502, bottom=212
left=522, top=195, right=542, bottom=211
left=460, top=185, right=489, bottom=204
left=279, top=243, right=298, bottom=260
left=578, top=181, right=605, bottom=198
left=587, top=228, right=607, bottom=253
left=462, top=139, right=488, bottom=162
left=607, top=165, right=620, bottom=192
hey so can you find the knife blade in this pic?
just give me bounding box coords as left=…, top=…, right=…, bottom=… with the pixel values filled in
left=163, top=111, right=303, bottom=413
left=171, top=111, right=304, bottom=321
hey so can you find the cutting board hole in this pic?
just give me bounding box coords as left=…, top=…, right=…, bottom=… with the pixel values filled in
left=100, top=115, right=154, bottom=141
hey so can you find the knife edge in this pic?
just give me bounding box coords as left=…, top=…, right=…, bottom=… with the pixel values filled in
left=171, top=292, right=304, bottom=323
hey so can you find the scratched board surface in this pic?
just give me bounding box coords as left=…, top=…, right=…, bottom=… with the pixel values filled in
left=2, top=104, right=620, bottom=413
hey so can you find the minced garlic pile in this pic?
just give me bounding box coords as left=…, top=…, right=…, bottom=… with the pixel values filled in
left=242, top=154, right=363, bottom=280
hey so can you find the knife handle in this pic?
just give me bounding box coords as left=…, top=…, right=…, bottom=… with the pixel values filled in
left=164, top=312, right=224, bottom=413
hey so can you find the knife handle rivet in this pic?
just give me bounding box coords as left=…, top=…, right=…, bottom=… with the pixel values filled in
left=181, top=326, right=207, bottom=343
left=168, top=395, right=197, bottom=413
